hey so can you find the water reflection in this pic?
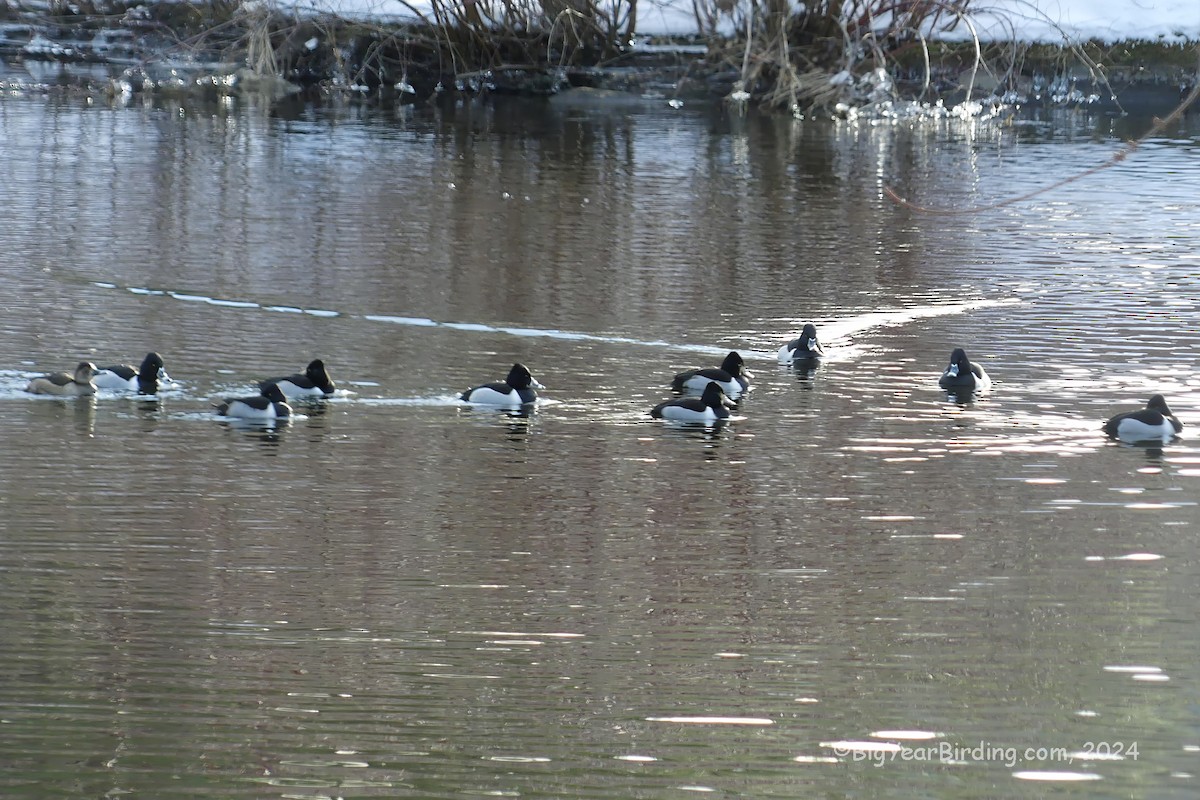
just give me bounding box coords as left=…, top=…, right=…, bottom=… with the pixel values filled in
left=287, top=398, right=332, bottom=418
left=75, top=394, right=98, bottom=435
left=120, top=394, right=168, bottom=429
left=942, top=388, right=985, bottom=405
left=648, top=418, right=734, bottom=461
left=456, top=405, right=538, bottom=455
left=457, top=404, right=538, bottom=422
left=1118, top=442, right=1168, bottom=462
left=789, top=362, right=822, bottom=385
left=217, top=415, right=292, bottom=447
left=22, top=393, right=99, bottom=435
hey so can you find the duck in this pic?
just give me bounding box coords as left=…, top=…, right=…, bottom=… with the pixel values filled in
left=670, top=351, right=752, bottom=397
left=25, top=362, right=99, bottom=396
left=94, top=352, right=172, bottom=394
left=1103, top=395, right=1183, bottom=443
left=938, top=348, right=991, bottom=393
left=214, top=383, right=292, bottom=421
left=651, top=381, right=732, bottom=423
left=777, top=324, right=825, bottom=365
left=258, top=358, right=336, bottom=398
left=461, top=363, right=544, bottom=406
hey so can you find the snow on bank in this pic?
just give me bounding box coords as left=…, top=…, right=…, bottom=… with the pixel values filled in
left=949, top=0, right=1200, bottom=44
left=285, top=0, right=1200, bottom=42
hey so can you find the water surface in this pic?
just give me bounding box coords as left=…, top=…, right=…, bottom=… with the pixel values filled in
left=1, top=92, right=1199, bottom=798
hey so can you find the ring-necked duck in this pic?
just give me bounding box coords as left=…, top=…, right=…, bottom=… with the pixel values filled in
left=778, top=324, right=825, bottom=365
left=215, top=383, right=292, bottom=420
left=1103, top=395, right=1183, bottom=443
left=25, top=362, right=99, bottom=396
left=938, top=348, right=991, bottom=393
left=670, top=351, right=752, bottom=397
left=259, top=359, right=336, bottom=398
left=651, top=381, right=732, bottom=422
left=461, top=363, right=544, bottom=406
left=94, top=352, right=172, bottom=395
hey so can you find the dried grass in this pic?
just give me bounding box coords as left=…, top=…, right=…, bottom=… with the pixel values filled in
left=3, top=0, right=1189, bottom=113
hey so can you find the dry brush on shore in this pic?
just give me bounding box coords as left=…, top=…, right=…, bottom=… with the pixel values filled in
left=1, top=0, right=1196, bottom=113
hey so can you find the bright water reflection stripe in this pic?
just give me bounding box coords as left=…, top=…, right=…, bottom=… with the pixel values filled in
left=1012, top=771, right=1103, bottom=782
left=646, top=716, right=774, bottom=725
left=453, top=631, right=586, bottom=638
left=869, top=730, right=941, bottom=740
left=813, top=299, right=1020, bottom=342
left=94, top=281, right=1017, bottom=359
left=1082, top=553, right=1164, bottom=561
left=378, top=316, right=736, bottom=355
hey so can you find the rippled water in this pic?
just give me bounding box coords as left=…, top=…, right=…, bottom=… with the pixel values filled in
left=1, top=92, right=1199, bottom=798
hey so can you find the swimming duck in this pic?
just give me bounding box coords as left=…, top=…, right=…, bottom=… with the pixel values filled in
left=94, top=352, right=172, bottom=394
left=651, top=381, right=732, bottom=423
left=215, top=383, right=292, bottom=421
left=461, top=363, right=544, bottom=406
left=670, top=351, right=752, bottom=397
left=1103, top=395, right=1183, bottom=443
left=259, top=358, right=336, bottom=398
left=777, top=324, right=825, bottom=365
left=938, top=348, right=991, bottom=393
left=25, top=362, right=99, bottom=396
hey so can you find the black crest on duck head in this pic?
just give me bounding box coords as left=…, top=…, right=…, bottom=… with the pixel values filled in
left=305, top=359, right=335, bottom=393
left=506, top=363, right=535, bottom=388
left=140, top=352, right=164, bottom=372
left=700, top=381, right=728, bottom=408
left=263, top=383, right=288, bottom=403
left=719, top=351, right=746, bottom=376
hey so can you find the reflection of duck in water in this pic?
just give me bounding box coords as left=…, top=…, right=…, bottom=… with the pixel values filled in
left=25, top=362, right=99, bottom=396
left=778, top=324, right=825, bottom=365
left=938, top=348, right=991, bottom=394
left=94, top=352, right=172, bottom=395
left=461, top=363, right=544, bottom=407
left=215, top=383, right=293, bottom=421
left=651, top=381, right=732, bottom=423
left=259, top=359, right=336, bottom=399
left=670, top=351, right=751, bottom=398
left=1103, top=395, right=1183, bottom=443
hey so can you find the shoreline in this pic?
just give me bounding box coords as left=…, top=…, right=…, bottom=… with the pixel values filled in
left=0, top=9, right=1196, bottom=115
